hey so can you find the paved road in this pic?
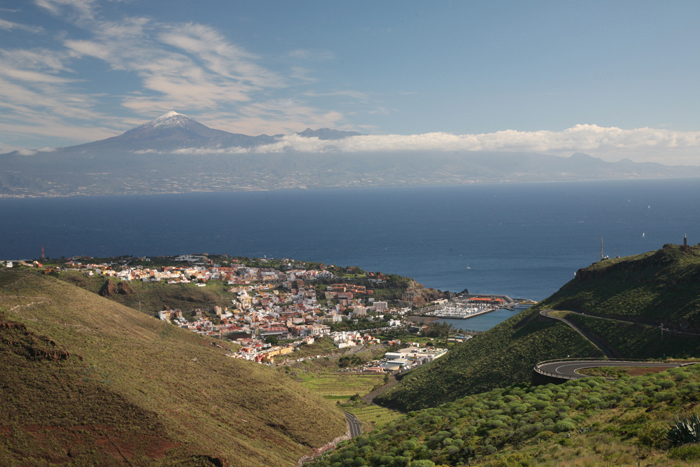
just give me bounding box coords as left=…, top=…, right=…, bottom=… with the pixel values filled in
left=344, top=412, right=362, bottom=438
left=537, top=360, right=687, bottom=379
left=562, top=309, right=700, bottom=337
left=540, top=310, right=617, bottom=358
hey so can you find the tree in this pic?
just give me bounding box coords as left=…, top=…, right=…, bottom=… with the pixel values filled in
left=265, top=335, right=279, bottom=346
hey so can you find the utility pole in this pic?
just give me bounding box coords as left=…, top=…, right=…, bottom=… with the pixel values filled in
left=600, top=238, right=604, bottom=261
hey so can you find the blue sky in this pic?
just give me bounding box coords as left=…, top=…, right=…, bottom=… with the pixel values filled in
left=2, top=0, right=700, bottom=164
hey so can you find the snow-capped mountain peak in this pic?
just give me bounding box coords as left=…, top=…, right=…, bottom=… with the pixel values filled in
left=138, top=111, right=193, bottom=130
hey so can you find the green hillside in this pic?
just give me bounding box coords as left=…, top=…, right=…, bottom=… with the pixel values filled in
left=58, top=270, right=233, bottom=315
left=312, top=364, right=700, bottom=467
left=0, top=269, right=346, bottom=466
left=374, top=310, right=604, bottom=412
left=540, top=242, right=700, bottom=335
left=377, top=244, right=700, bottom=412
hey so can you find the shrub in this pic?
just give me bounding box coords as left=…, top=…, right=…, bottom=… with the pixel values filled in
left=667, top=414, right=700, bottom=446
left=637, top=424, right=667, bottom=448
left=532, top=400, right=549, bottom=410
left=410, top=461, right=436, bottom=467
left=668, top=444, right=700, bottom=461
left=658, top=380, right=676, bottom=389
left=654, top=391, right=676, bottom=402
left=553, top=420, right=576, bottom=433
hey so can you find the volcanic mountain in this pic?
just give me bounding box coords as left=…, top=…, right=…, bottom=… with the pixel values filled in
left=61, top=111, right=360, bottom=153
left=2, top=112, right=700, bottom=198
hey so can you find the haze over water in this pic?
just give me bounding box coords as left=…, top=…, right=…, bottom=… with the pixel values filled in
left=2, top=179, right=699, bottom=306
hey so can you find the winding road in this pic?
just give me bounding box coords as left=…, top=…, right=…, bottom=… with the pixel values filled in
left=539, top=309, right=617, bottom=358
left=536, top=309, right=698, bottom=382
left=536, top=360, right=688, bottom=380
left=344, top=412, right=362, bottom=438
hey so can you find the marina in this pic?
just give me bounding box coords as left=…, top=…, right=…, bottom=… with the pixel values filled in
left=421, top=294, right=532, bottom=320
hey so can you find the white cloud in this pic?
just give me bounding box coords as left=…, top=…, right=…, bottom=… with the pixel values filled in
left=35, top=0, right=97, bottom=20
left=0, top=18, right=44, bottom=33
left=62, top=18, right=288, bottom=114
left=1, top=49, right=71, bottom=72
left=167, top=124, right=700, bottom=165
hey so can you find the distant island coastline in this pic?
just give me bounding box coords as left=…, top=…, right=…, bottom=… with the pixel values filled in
left=3, top=112, right=700, bottom=198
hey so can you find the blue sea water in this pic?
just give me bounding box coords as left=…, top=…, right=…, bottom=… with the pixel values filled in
left=439, top=308, right=526, bottom=333
left=2, top=179, right=700, bottom=318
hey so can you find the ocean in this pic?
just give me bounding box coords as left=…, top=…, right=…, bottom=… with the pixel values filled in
left=2, top=179, right=700, bottom=330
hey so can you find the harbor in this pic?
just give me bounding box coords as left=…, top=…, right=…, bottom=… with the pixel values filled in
left=421, top=294, right=535, bottom=320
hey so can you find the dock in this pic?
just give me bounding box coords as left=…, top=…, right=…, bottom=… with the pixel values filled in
left=421, top=293, right=532, bottom=320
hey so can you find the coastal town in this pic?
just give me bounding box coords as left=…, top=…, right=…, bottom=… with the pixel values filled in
left=8, top=254, right=461, bottom=372
left=4, top=253, right=534, bottom=372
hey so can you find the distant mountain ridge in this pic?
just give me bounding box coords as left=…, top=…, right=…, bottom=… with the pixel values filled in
left=49, top=111, right=360, bottom=153
left=2, top=113, right=700, bottom=197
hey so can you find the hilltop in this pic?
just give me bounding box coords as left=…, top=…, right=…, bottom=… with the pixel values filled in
left=0, top=269, right=347, bottom=466
left=376, top=244, right=700, bottom=412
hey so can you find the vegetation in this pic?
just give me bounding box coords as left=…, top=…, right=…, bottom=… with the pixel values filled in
left=0, top=269, right=346, bottom=466
left=312, top=364, right=700, bottom=467
left=342, top=402, right=403, bottom=433
left=58, top=270, right=233, bottom=315
left=542, top=243, right=700, bottom=330
left=377, top=244, right=700, bottom=412
left=375, top=309, right=603, bottom=411
left=296, top=372, right=385, bottom=401
left=564, top=312, right=700, bottom=359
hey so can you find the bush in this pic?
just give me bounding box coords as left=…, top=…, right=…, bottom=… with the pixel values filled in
left=410, top=461, right=436, bottom=467
left=667, top=414, right=700, bottom=446
left=668, top=444, right=700, bottom=461
left=658, top=380, right=676, bottom=389
left=637, top=424, right=667, bottom=448
left=654, top=391, right=676, bottom=402
left=553, top=420, right=576, bottom=433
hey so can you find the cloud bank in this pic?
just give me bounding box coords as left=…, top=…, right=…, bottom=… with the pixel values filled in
left=169, top=124, right=700, bottom=165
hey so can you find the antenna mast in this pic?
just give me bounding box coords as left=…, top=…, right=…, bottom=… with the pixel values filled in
left=600, top=238, right=603, bottom=261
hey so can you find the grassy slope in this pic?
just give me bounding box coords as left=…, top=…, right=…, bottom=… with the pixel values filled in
left=564, top=313, right=700, bottom=360
left=59, top=270, right=232, bottom=315
left=375, top=310, right=604, bottom=412
left=311, top=364, right=700, bottom=467
left=534, top=243, right=700, bottom=360
left=543, top=243, right=700, bottom=330
left=0, top=269, right=346, bottom=466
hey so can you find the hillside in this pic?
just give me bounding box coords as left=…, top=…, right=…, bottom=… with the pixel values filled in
left=312, top=364, right=700, bottom=466
left=59, top=270, right=234, bottom=315
left=545, top=243, right=700, bottom=332
left=377, top=243, right=700, bottom=412
left=374, top=310, right=604, bottom=411
left=0, top=269, right=346, bottom=466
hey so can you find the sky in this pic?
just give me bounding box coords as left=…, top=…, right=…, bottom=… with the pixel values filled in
left=2, top=0, right=700, bottom=164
